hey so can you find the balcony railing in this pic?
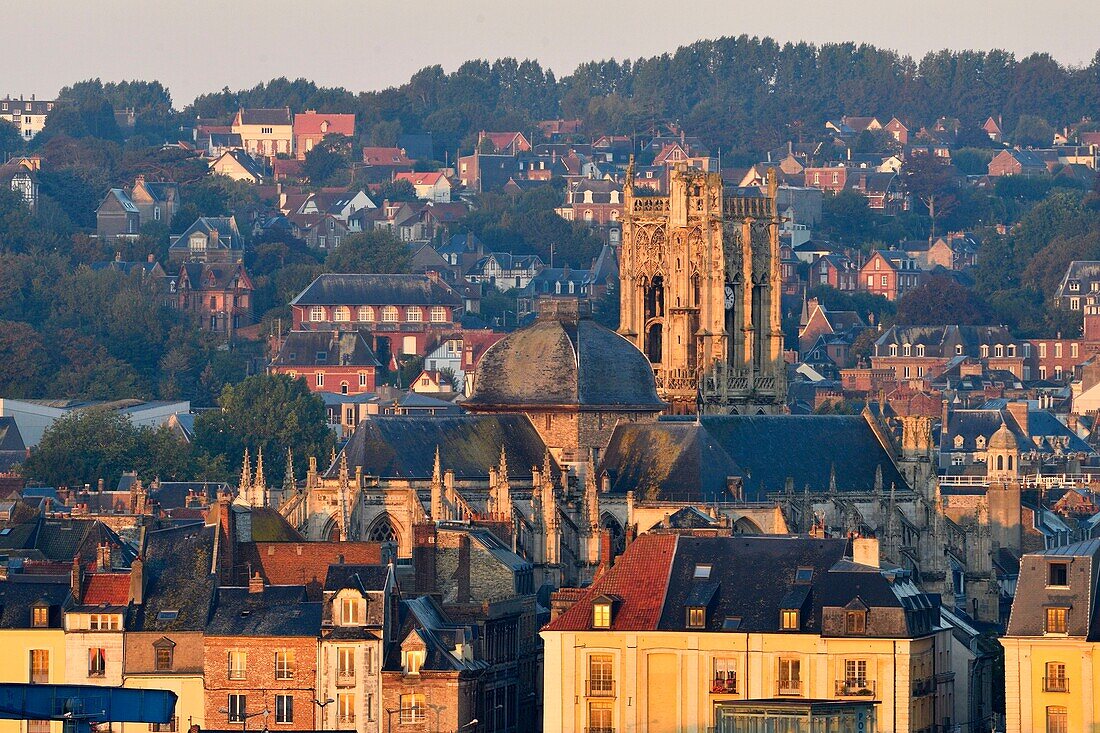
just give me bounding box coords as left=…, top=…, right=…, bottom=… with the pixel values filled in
left=1044, top=676, right=1069, bottom=692
left=586, top=680, right=616, bottom=697
left=336, top=670, right=356, bottom=687
left=777, top=680, right=802, bottom=696
left=585, top=728, right=614, bottom=733
left=912, top=677, right=935, bottom=696
left=710, top=677, right=738, bottom=694
left=835, top=679, right=876, bottom=697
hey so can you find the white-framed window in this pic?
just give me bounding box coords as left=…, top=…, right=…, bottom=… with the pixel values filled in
left=1071, top=297, right=1080, bottom=310
left=406, top=307, right=422, bottom=322
left=227, top=650, right=246, bottom=680
left=430, top=306, right=446, bottom=322
left=334, top=306, right=350, bottom=322
left=1072, top=343, right=1080, bottom=358
left=227, top=695, right=246, bottom=723
left=275, top=650, right=295, bottom=680
left=310, top=306, right=325, bottom=322
left=316, top=372, right=324, bottom=387
left=844, top=659, right=868, bottom=686
left=1040, top=343, right=1047, bottom=358
left=593, top=602, right=611, bottom=628
left=88, top=648, right=106, bottom=677
left=357, top=306, right=374, bottom=321
left=275, top=694, right=293, bottom=724
left=338, top=693, right=356, bottom=725
left=359, top=372, right=368, bottom=387
left=903, top=344, right=911, bottom=357
left=341, top=597, right=361, bottom=625
left=382, top=306, right=398, bottom=322
left=889, top=344, right=898, bottom=356
left=1056, top=343, right=1063, bottom=358
left=399, top=694, right=424, bottom=724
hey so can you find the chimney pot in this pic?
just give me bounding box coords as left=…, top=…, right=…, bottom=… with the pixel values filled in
left=248, top=572, right=265, bottom=594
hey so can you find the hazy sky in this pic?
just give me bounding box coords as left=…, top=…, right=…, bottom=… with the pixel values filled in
left=8, top=1, right=1100, bottom=106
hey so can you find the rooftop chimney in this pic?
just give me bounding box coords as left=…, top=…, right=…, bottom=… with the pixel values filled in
left=71, top=558, right=83, bottom=604
left=129, top=556, right=144, bottom=605
left=852, top=537, right=880, bottom=568
left=248, top=571, right=265, bottom=594
left=1006, top=401, right=1030, bottom=437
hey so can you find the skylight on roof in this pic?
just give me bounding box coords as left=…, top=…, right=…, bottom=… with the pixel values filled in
left=795, top=567, right=814, bottom=583
left=693, top=564, right=712, bottom=579
left=156, top=610, right=178, bottom=621
left=722, top=616, right=742, bottom=631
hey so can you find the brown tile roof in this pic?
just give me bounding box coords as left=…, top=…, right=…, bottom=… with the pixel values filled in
left=237, top=541, right=383, bottom=600
left=362, top=147, right=413, bottom=166
left=543, top=533, right=676, bottom=632
left=293, top=113, right=355, bottom=136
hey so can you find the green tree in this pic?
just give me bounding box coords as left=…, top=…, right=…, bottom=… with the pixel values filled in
left=325, top=230, right=411, bottom=274
left=192, top=373, right=335, bottom=482
left=902, top=155, right=956, bottom=242
left=371, top=178, right=418, bottom=202
left=0, top=320, right=50, bottom=397
left=1012, top=114, right=1056, bottom=148
left=20, top=408, right=193, bottom=488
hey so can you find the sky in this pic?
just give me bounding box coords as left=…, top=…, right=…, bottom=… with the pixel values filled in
left=7, top=0, right=1100, bottom=107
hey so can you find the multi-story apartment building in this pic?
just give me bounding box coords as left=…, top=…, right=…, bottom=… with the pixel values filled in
left=1003, top=539, right=1100, bottom=733
left=270, top=330, right=380, bottom=396
left=859, top=250, right=926, bottom=301
left=872, top=325, right=1025, bottom=382
left=0, top=577, right=68, bottom=733
left=1, top=97, right=53, bottom=140
left=203, top=577, right=322, bottom=731
left=317, top=564, right=395, bottom=733
left=542, top=534, right=959, bottom=733
left=231, top=108, right=294, bottom=158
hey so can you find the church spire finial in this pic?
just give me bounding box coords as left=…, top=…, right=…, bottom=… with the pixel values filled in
left=238, top=448, right=252, bottom=497
left=283, top=447, right=295, bottom=496
left=253, top=446, right=266, bottom=494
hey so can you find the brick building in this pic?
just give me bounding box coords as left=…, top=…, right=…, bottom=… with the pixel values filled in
left=872, top=325, right=1025, bottom=382
left=203, top=579, right=321, bottom=731
left=859, top=250, right=926, bottom=301
left=293, top=112, right=355, bottom=159
left=169, top=262, right=254, bottom=338
left=270, top=330, right=380, bottom=395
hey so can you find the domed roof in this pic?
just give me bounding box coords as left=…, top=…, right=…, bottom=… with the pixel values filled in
left=989, top=422, right=1017, bottom=451
left=465, top=300, right=664, bottom=411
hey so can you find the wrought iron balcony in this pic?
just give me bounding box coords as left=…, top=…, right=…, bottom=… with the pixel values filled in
left=710, top=677, right=738, bottom=694
left=777, top=680, right=802, bottom=696
left=1044, top=676, right=1069, bottom=692
left=835, top=679, right=876, bottom=697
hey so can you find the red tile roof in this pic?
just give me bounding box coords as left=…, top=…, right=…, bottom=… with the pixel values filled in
left=82, top=572, right=131, bottom=605
left=543, top=534, right=677, bottom=632
left=293, top=112, right=355, bottom=137
left=238, top=541, right=383, bottom=599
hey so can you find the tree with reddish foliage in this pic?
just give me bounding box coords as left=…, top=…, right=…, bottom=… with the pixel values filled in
left=896, top=275, right=993, bottom=326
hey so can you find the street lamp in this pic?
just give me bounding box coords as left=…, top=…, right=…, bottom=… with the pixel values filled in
left=217, top=706, right=268, bottom=733
left=313, top=698, right=334, bottom=732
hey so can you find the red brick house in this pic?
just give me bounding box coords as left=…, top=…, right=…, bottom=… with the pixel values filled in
left=476, top=131, right=532, bottom=155
left=555, top=179, right=623, bottom=226
left=1027, top=338, right=1093, bottom=381
left=884, top=117, right=910, bottom=145
left=270, top=330, right=380, bottom=395
left=360, top=147, right=414, bottom=182
left=803, top=165, right=848, bottom=193
left=289, top=273, right=463, bottom=361
left=858, top=250, right=926, bottom=301
left=987, top=149, right=1048, bottom=177
left=203, top=578, right=321, bottom=731
left=809, top=253, right=859, bottom=292
left=293, top=112, right=355, bottom=159
left=169, top=262, right=254, bottom=337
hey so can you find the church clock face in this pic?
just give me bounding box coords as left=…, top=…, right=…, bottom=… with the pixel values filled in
left=724, top=284, right=736, bottom=310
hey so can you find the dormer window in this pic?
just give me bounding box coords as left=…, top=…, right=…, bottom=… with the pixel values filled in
left=1048, top=562, right=1069, bottom=587
left=780, top=609, right=800, bottom=630
left=975, top=436, right=987, bottom=450
left=889, top=344, right=898, bottom=357
left=593, top=602, right=611, bottom=629
left=686, top=607, right=706, bottom=629
left=956, top=344, right=963, bottom=355
left=903, top=344, right=911, bottom=357
left=953, top=435, right=965, bottom=449
left=32, top=605, right=49, bottom=628
left=340, top=597, right=362, bottom=626
left=1046, top=607, right=1068, bottom=634
left=845, top=610, right=867, bottom=634
left=916, top=345, right=925, bottom=357
left=401, top=646, right=426, bottom=675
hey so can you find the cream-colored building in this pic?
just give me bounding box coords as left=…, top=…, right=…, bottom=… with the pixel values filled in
left=1003, top=539, right=1100, bottom=733
left=0, top=579, right=69, bottom=733
left=1, top=97, right=53, bottom=140
left=231, top=108, right=293, bottom=158
left=543, top=534, right=963, bottom=733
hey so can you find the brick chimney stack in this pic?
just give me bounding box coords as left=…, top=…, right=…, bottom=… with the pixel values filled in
left=248, top=571, right=265, bottom=594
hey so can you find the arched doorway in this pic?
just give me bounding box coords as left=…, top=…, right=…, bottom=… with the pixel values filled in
left=645, top=323, right=663, bottom=363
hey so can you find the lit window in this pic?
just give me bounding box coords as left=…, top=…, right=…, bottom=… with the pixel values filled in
left=406, top=307, right=422, bottom=322
left=275, top=650, right=295, bottom=680
left=687, top=607, right=706, bottom=629
left=1046, top=607, right=1068, bottom=634
left=402, top=649, right=425, bottom=675
left=341, top=598, right=361, bottom=626
left=382, top=306, right=398, bottom=322
left=399, top=694, right=424, bottom=724
left=338, top=693, right=356, bottom=725
left=780, top=610, right=799, bottom=630
left=593, top=602, right=611, bottom=629
left=227, top=650, right=246, bottom=680
left=357, top=306, right=374, bottom=322
left=588, top=655, right=615, bottom=696
left=310, top=306, right=325, bottom=322
left=32, top=606, right=48, bottom=627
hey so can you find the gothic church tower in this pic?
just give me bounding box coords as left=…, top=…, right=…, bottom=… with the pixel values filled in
left=620, top=163, right=786, bottom=413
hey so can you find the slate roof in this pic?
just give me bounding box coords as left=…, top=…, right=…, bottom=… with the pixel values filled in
left=600, top=415, right=907, bottom=501
left=548, top=535, right=923, bottom=636
left=128, top=523, right=216, bottom=632
left=387, top=596, right=487, bottom=673
left=271, top=330, right=380, bottom=368
left=103, top=188, right=139, bottom=213
left=207, top=585, right=321, bottom=636
left=0, top=579, right=69, bottom=629
left=170, top=216, right=242, bottom=252
left=237, top=108, right=292, bottom=126
left=213, top=150, right=265, bottom=180
left=465, top=303, right=664, bottom=411
left=332, top=415, right=555, bottom=481
left=0, top=417, right=26, bottom=472
left=290, top=274, right=461, bottom=307
left=324, top=564, right=390, bottom=593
